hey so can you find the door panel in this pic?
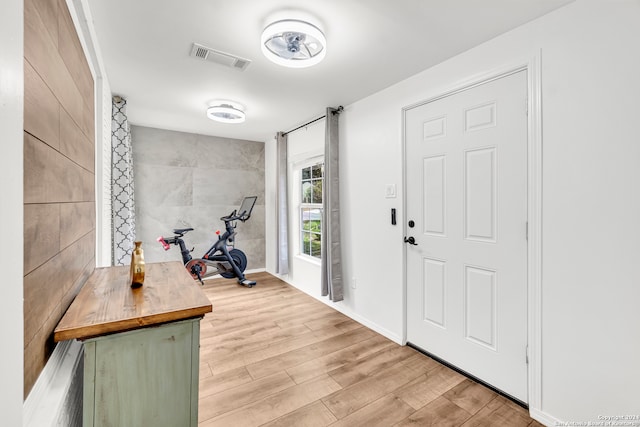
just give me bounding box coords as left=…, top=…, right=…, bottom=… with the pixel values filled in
left=464, top=147, right=496, bottom=242
left=464, top=265, right=497, bottom=350
left=423, top=257, right=446, bottom=327
left=406, top=70, right=528, bottom=402
left=423, top=155, right=446, bottom=236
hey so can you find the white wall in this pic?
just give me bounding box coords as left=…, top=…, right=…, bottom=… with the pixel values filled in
left=0, top=0, right=23, bottom=423
left=267, top=0, right=640, bottom=423
left=266, top=117, right=403, bottom=339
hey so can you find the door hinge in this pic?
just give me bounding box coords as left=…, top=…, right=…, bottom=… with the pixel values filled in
left=526, top=221, right=529, bottom=241
left=525, top=96, right=529, bottom=115
left=526, top=345, right=529, bottom=364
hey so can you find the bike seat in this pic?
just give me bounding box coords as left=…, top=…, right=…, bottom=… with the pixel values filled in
left=173, top=227, right=194, bottom=235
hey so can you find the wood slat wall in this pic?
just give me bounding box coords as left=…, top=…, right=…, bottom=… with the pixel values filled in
left=23, top=0, right=95, bottom=397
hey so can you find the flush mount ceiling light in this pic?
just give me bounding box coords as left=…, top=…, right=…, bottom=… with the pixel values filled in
left=261, top=19, right=326, bottom=68
left=206, top=101, right=245, bottom=124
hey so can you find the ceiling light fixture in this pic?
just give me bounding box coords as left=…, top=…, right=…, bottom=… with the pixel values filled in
left=206, top=101, right=245, bottom=124
left=261, top=19, right=326, bottom=68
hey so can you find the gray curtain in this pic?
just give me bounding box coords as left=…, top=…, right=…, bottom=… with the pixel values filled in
left=111, top=96, right=136, bottom=266
left=276, top=132, right=290, bottom=275
left=321, top=107, right=343, bottom=302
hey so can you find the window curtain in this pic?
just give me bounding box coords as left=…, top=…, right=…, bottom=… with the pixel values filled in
left=321, top=107, right=343, bottom=302
left=276, top=132, right=290, bottom=275
left=111, top=96, right=136, bottom=265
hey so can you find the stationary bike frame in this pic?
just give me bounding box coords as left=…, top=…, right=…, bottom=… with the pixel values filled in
left=157, top=197, right=257, bottom=287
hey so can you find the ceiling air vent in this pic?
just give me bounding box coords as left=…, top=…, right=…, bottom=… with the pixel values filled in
left=189, top=43, right=251, bottom=71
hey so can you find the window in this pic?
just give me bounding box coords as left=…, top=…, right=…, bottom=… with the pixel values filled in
left=300, top=163, right=323, bottom=258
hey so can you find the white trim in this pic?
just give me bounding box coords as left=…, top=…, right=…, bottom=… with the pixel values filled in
left=64, top=0, right=96, bottom=80
left=0, top=0, right=24, bottom=423
left=95, top=78, right=113, bottom=267
left=401, top=53, right=543, bottom=411
left=530, top=407, right=562, bottom=427
left=67, top=0, right=112, bottom=267
left=23, top=340, right=84, bottom=427
left=295, top=253, right=322, bottom=266
left=525, top=50, right=544, bottom=416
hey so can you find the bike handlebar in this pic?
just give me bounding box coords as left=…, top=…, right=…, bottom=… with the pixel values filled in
left=220, top=209, right=250, bottom=222
left=220, top=210, right=236, bottom=221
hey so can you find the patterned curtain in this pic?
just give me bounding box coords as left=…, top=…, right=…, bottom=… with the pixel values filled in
left=111, top=96, right=136, bottom=265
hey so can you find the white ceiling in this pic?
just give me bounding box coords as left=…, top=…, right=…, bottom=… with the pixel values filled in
left=86, top=0, right=573, bottom=142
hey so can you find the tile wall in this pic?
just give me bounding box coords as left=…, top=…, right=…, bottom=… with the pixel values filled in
left=131, top=125, right=265, bottom=273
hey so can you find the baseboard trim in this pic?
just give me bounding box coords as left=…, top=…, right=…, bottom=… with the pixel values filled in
left=23, top=339, right=84, bottom=427
left=327, top=301, right=403, bottom=344
left=273, top=273, right=403, bottom=345
left=529, top=407, right=561, bottom=427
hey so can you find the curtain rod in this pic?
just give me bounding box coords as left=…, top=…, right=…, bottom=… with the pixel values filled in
left=282, top=115, right=325, bottom=136
left=282, top=106, right=343, bottom=136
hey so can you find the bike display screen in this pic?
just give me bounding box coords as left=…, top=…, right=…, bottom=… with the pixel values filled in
left=238, top=196, right=257, bottom=219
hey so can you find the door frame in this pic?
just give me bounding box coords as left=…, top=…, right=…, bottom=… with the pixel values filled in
left=401, top=53, right=542, bottom=409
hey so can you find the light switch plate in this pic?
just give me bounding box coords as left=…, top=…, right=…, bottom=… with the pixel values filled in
left=385, top=184, right=396, bottom=198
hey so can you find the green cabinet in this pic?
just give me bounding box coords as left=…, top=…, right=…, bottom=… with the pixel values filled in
left=82, top=319, right=201, bottom=427
left=54, top=262, right=212, bottom=427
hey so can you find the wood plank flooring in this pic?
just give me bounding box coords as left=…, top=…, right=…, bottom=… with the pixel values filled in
left=198, top=272, right=543, bottom=427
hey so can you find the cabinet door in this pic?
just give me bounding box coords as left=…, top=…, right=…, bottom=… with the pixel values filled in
left=84, top=320, right=199, bottom=427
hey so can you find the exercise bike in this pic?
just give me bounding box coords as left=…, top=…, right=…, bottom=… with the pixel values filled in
left=157, top=196, right=257, bottom=287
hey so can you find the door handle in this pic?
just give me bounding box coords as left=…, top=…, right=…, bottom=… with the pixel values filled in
left=404, top=236, right=418, bottom=246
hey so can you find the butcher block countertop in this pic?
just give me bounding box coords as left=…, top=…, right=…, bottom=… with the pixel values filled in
left=54, top=261, right=212, bottom=342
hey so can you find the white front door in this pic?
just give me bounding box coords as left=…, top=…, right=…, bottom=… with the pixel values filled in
left=405, top=70, right=528, bottom=402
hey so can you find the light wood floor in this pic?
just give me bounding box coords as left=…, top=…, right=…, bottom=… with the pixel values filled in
left=198, top=272, right=543, bottom=427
